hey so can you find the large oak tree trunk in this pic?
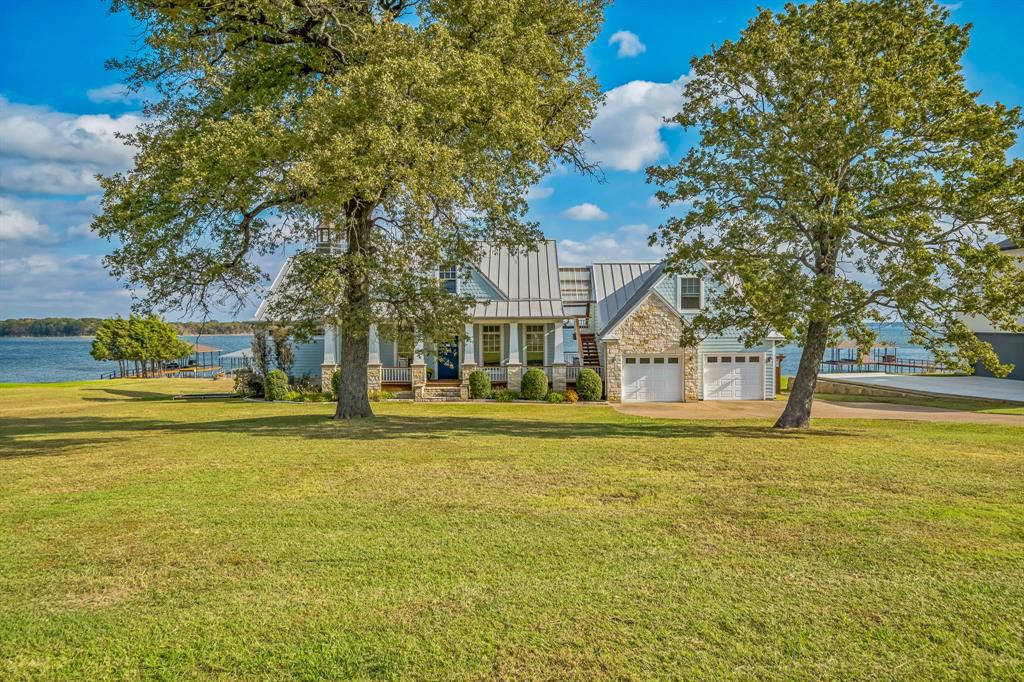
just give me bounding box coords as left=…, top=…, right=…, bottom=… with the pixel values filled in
left=774, top=319, right=830, bottom=429
left=334, top=204, right=374, bottom=420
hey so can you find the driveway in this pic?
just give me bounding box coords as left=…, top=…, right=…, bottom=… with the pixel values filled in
left=819, top=373, right=1024, bottom=403
left=615, top=399, right=1024, bottom=426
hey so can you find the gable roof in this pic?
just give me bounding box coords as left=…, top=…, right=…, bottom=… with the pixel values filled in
left=996, top=237, right=1019, bottom=251
left=592, top=262, right=663, bottom=334
left=471, top=241, right=564, bottom=318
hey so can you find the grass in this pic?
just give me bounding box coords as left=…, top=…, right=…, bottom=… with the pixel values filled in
left=1, top=379, right=1023, bottom=680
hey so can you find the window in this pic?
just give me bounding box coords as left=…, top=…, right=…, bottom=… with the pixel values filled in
left=720, top=356, right=731, bottom=363
left=653, top=357, right=665, bottom=364
left=625, top=357, right=637, bottom=364
left=525, top=325, right=545, bottom=366
left=439, top=267, right=458, bottom=294
left=679, top=277, right=702, bottom=309
left=639, top=357, right=651, bottom=364
left=482, top=325, right=501, bottom=366
left=667, top=357, right=680, bottom=364
left=748, top=355, right=760, bottom=363
left=706, top=356, right=718, bottom=363
left=396, top=330, right=414, bottom=366
left=735, top=356, right=746, bottom=363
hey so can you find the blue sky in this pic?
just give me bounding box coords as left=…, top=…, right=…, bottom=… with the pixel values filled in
left=1, top=1, right=1022, bottom=320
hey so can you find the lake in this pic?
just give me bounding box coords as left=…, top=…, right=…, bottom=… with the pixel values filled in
left=0, top=335, right=254, bottom=384
left=0, top=323, right=932, bottom=383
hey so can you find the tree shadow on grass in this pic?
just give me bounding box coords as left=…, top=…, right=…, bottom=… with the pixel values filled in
left=0, top=410, right=856, bottom=459
left=81, top=387, right=236, bottom=402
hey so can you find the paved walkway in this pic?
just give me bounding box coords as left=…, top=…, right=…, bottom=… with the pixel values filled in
left=819, top=373, right=1024, bottom=403
left=615, top=399, right=1024, bottom=426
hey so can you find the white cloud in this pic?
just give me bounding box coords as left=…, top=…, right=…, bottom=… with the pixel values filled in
left=0, top=97, right=141, bottom=196
left=67, top=221, right=99, bottom=239
left=526, top=186, right=554, bottom=200
left=0, top=197, right=56, bottom=242
left=563, top=202, right=609, bottom=221
left=0, top=160, right=101, bottom=194
left=559, top=223, right=663, bottom=265
left=586, top=73, right=690, bottom=172
left=608, top=30, right=647, bottom=59
left=86, top=84, right=144, bottom=105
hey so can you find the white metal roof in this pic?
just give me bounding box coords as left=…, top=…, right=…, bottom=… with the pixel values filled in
left=592, top=262, right=662, bottom=332
left=471, top=241, right=564, bottom=319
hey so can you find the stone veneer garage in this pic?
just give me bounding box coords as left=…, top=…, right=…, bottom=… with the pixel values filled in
left=602, top=293, right=699, bottom=403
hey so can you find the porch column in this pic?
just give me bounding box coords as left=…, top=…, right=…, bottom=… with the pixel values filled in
left=507, top=322, right=520, bottom=364
left=367, top=324, right=380, bottom=364
left=321, top=323, right=340, bottom=392
left=460, top=322, right=477, bottom=399
left=506, top=322, right=522, bottom=392
left=552, top=322, right=566, bottom=392
left=411, top=336, right=427, bottom=400
left=367, top=324, right=382, bottom=391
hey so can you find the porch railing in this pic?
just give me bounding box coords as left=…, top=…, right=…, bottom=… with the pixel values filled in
left=482, top=366, right=507, bottom=383
left=566, top=365, right=602, bottom=383
left=381, top=366, right=411, bottom=383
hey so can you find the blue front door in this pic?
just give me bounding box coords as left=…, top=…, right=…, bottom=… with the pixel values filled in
left=437, top=337, right=459, bottom=379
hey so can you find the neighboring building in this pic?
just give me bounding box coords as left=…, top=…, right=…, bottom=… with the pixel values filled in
left=256, top=236, right=783, bottom=402
left=964, top=238, right=1024, bottom=380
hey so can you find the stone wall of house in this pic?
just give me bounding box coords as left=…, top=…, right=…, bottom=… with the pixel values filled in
left=604, top=294, right=699, bottom=402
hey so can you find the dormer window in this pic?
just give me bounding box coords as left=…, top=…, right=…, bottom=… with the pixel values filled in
left=679, top=277, right=702, bottom=309
left=439, top=267, right=458, bottom=293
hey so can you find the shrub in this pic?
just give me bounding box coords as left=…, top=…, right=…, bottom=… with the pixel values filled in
left=264, top=369, right=289, bottom=401
left=494, top=389, right=519, bottom=402
left=468, top=369, right=491, bottom=398
left=564, top=388, right=579, bottom=404
left=546, top=391, right=565, bottom=404
left=330, top=369, right=341, bottom=399
left=368, top=389, right=396, bottom=402
left=284, top=390, right=303, bottom=402
left=291, top=374, right=318, bottom=395
left=520, top=368, right=549, bottom=400
left=575, top=368, right=603, bottom=401
left=233, top=368, right=262, bottom=397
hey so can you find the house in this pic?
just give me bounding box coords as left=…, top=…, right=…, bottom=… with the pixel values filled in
left=964, top=238, right=1024, bottom=380
left=256, top=237, right=784, bottom=402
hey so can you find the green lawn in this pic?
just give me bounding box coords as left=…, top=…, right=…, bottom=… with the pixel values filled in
left=2, top=380, right=1023, bottom=679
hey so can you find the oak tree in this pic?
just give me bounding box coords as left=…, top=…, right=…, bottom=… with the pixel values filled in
left=649, top=0, right=1024, bottom=428
left=96, top=0, right=606, bottom=418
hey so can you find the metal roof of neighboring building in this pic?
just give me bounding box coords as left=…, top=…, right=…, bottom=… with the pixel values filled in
left=472, top=241, right=564, bottom=318
left=592, top=262, right=663, bottom=332
left=997, top=237, right=1019, bottom=250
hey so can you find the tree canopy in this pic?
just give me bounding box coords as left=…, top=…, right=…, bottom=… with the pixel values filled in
left=90, top=315, right=195, bottom=377
left=95, top=0, right=607, bottom=417
left=648, top=0, right=1024, bottom=428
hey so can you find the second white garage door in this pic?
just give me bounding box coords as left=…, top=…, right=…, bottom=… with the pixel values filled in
left=703, top=354, right=763, bottom=400
left=622, top=356, right=683, bottom=402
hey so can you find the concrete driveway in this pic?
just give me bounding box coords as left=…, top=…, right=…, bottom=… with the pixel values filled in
left=819, top=373, right=1024, bottom=403
left=615, top=399, right=1024, bottom=426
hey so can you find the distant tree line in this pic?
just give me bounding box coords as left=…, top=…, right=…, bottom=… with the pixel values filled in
left=0, top=318, right=256, bottom=337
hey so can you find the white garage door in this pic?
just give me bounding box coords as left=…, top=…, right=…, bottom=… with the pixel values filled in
left=703, top=354, right=763, bottom=400
left=622, top=356, right=683, bottom=402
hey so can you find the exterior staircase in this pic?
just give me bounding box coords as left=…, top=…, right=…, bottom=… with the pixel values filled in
left=579, top=332, right=601, bottom=366
left=419, top=385, right=464, bottom=402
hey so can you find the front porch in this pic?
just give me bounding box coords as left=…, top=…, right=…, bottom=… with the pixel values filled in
left=320, top=320, right=604, bottom=400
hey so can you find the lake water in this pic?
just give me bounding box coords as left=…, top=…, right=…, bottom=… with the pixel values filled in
left=0, top=323, right=932, bottom=383
left=0, top=335, right=254, bottom=384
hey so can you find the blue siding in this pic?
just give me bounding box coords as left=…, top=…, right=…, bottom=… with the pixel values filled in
left=654, top=276, right=677, bottom=307
left=461, top=269, right=503, bottom=300
left=291, top=338, right=325, bottom=379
